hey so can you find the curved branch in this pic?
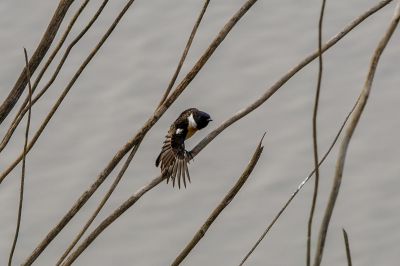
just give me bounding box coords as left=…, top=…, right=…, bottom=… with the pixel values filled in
left=313, top=3, right=400, bottom=265
left=307, top=0, right=326, bottom=265
left=8, top=48, right=33, bottom=266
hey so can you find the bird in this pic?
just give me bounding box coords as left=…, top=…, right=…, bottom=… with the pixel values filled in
left=156, top=108, right=212, bottom=188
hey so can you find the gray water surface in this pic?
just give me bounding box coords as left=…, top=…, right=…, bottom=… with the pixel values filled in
left=1, top=0, right=399, bottom=265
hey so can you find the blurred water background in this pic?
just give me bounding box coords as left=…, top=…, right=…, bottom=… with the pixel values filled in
left=1, top=0, right=399, bottom=265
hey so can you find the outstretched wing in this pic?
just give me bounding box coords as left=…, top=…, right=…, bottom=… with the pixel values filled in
left=156, top=129, right=192, bottom=188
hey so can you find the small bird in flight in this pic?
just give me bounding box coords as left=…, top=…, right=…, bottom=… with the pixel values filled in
left=156, top=108, right=212, bottom=188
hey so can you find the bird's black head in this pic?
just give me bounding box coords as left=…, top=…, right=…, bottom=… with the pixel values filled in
left=192, top=109, right=212, bottom=130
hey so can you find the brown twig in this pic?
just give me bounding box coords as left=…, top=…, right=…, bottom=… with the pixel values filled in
left=157, top=0, right=211, bottom=107
left=23, top=1, right=259, bottom=264
left=171, top=134, right=265, bottom=266
left=0, top=0, right=75, bottom=125
left=0, top=0, right=110, bottom=184
left=342, top=229, right=352, bottom=266
left=0, top=0, right=90, bottom=153
left=238, top=94, right=361, bottom=266
left=313, top=3, right=400, bottom=265
left=8, top=48, right=33, bottom=266
left=55, top=143, right=140, bottom=265
left=307, top=0, right=326, bottom=265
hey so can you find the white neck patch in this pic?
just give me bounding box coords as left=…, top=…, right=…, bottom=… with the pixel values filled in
left=188, top=113, right=197, bottom=129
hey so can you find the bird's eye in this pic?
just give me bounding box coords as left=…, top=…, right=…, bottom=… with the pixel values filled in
left=176, top=128, right=183, bottom=134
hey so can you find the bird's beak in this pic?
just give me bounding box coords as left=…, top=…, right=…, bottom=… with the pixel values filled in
left=207, top=118, right=213, bottom=122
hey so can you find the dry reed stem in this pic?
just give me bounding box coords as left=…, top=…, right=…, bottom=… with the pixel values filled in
left=0, top=0, right=110, bottom=184
left=307, top=0, right=326, bottom=265
left=158, top=0, right=211, bottom=107
left=8, top=49, right=33, bottom=266
left=0, top=0, right=90, bottom=153
left=313, top=3, right=400, bottom=265
left=22, top=0, right=258, bottom=264
left=0, top=0, right=75, bottom=125
left=171, top=135, right=265, bottom=266
left=342, top=229, right=352, bottom=266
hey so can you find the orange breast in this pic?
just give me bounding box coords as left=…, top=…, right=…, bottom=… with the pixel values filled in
left=186, top=127, right=198, bottom=139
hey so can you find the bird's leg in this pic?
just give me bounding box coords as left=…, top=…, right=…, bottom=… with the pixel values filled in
left=186, top=150, right=194, bottom=162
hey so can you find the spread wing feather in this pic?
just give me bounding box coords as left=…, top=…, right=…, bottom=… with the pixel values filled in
left=156, top=129, right=192, bottom=188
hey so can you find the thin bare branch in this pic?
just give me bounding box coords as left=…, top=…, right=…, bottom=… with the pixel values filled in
left=55, top=143, right=140, bottom=265
left=0, top=0, right=110, bottom=183
left=23, top=1, right=259, bottom=264
left=171, top=134, right=265, bottom=266
left=342, top=229, right=352, bottom=266
left=158, top=0, right=211, bottom=107
left=238, top=93, right=361, bottom=266
left=307, top=0, right=326, bottom=265
left=313, top=4, right=400, bottom=265
left=0, top=0, right=75, bottom=125
left=0, top=0, right=90, bottom=153
left=8, top=48, right=33, bottom=266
